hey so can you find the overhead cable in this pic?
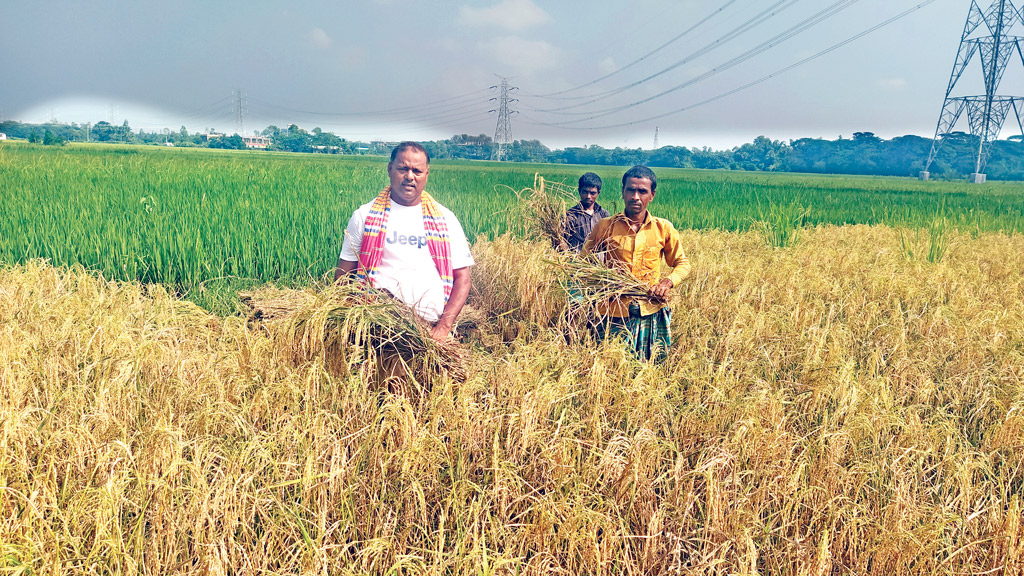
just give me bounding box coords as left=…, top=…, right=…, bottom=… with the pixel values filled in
left=534, top=0, right=743, bottom=99
left=534, top=0, right=863, bottom=124
left=531, top=0, right=806, bottom=111
left=528, top=0, right=936, bottom=131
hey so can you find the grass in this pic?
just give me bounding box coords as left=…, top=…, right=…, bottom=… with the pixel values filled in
left=2, top=223, right=1023, bottom=574
left=4, top=141, right=1024, bottom=304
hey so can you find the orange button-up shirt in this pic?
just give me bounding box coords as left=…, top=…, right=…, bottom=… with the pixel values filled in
left=582, top=212, right=691, bottom=318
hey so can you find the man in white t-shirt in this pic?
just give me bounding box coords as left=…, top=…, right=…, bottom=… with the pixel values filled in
left=335, top=142, right=474, bottom=341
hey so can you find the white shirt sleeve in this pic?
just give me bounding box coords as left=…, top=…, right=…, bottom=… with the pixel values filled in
left=339, top=205, right=367, bottom=261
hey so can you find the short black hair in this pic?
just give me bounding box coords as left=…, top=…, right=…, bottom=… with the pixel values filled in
left=390, top=141, right=430, bottom=164
left=578, top=172, right=602, bottom=191
left=621, top=165, right=656, bottom=192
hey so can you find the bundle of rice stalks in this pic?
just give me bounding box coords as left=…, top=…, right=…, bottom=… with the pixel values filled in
left=513, top=174, right=579, bottom=246
left=241, top=282, right=466, bottom=387
left=544, top=252, right=667, bottom=312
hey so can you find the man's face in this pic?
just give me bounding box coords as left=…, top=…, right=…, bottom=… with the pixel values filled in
left=578, top=185, right=600, bottom=210
left=622, top=177, right=655, bottom=220
left=387, top=149, right=430, bottom=206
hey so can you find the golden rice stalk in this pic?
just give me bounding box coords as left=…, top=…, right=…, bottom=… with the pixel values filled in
left=543, top=252, right=665, bottom=310
left=512, top=174, right=579, bottom=247
left=241, top=282, right=466, bottom=385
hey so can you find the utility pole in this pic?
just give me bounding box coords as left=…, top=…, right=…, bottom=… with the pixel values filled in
left=489, top=76, right=517, bottom=161
left=921, top=0, right=1024, bottom=183
left=233, top=89, right=247, bottom=136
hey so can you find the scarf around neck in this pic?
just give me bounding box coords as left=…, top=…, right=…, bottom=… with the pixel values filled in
left=356, top=186, right=454, bottom=301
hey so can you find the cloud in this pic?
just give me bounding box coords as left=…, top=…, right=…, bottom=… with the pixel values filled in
left=458, top=0, right=549, bottom=32
left=478, top=36, right=559, bottom=77
left=308, top=27, right=333, bottom=50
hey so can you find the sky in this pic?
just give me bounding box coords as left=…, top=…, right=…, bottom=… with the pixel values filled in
left=2, top=0, right=1020, bottom=150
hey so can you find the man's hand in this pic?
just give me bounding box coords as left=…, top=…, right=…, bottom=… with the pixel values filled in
left=429, top=321, right=453, bottom=342
left=649, top=278, right=674, bottom=302
left=428, top=267, right=471, bottom=343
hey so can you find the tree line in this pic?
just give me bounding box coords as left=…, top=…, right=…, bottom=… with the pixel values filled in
left=3, top=119, right=1023, bottom=180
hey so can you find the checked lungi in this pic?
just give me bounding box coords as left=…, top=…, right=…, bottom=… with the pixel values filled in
left=596, top=303, right=672, bottom=362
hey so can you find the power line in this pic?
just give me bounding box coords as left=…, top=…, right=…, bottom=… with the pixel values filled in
left=534, top=0, right=743, bottom=99
left=530, top=0, right=802, bottom=109
left=524, top=0, right=936, bottom=131
left=531, top=0, right=861, bottom=123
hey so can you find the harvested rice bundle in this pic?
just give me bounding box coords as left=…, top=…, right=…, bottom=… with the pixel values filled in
left=544, top=252, right=667, bottom=312
left=241, top=283, right=466, bottom=385
left=514, top=174, right=578, bottom=246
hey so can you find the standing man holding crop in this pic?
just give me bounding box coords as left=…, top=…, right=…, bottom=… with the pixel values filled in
left=335, top=141, right=474, bottom=342
left=560, top=172, right=610, bottom=252
left=582, top=165, right=690, bottom=361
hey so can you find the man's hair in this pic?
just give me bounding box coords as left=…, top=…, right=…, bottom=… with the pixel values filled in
left=578, top=172, right=602, bottom=191
left=621, top=165, right=657, bottom=192
left=390, top=141, right=431, bottom=163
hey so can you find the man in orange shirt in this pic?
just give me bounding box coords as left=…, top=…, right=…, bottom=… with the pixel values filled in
left=582, top=165, right=690, bottom=361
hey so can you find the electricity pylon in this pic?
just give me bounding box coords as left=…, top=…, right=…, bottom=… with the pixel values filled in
left=490, top=76, right=517, bottom=161
left=233, top=89, right=247, bottom=135
left=922, top=0, right=1024, bottom=183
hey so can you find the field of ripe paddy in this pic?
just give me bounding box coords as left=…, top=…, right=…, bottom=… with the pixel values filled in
left=1, top=142, right=1022, bottom=574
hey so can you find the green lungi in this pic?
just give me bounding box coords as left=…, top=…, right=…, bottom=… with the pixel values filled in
left=597, top=303, right=672, bottom=362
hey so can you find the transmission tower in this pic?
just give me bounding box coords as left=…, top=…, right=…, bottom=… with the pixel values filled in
left=922, top=0, right=1024, bottom=183
left=233, top=89, right=247, bottom=135
left=490, top=76, right=517, bottom=161
left=653, top=126, right=660, bottom=149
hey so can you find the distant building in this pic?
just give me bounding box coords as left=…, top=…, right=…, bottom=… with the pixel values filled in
left=0, top=133, right=7, bottom=140
left=370, top=140, right=398, bottom=153
left=201, top=131, right=270, bottom=149
left=243, top=135, right=270, bottom=149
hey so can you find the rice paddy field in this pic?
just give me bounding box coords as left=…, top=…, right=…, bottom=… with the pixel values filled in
left=4, top=142, right=1024, bottom=292
left=2, top=141, right=1023, bottom=574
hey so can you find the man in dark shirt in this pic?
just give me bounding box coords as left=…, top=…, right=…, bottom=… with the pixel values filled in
left=560, top=172, right=610, bottom=251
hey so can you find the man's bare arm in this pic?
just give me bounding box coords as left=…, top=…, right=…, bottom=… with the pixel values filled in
left=430, top=266, right=471, bottom=341
left=334, top=258, right=357, bottom=282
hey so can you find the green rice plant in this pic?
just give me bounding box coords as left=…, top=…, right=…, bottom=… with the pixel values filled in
left=3, top=142, right=1024, bottom=299
left=898, top=216, right=954, bottom=263
left=751, top=199, right=809, bottom=248
left=927, top=216, right=951, bottom=263
left=898, top=227, right=919, bottom=260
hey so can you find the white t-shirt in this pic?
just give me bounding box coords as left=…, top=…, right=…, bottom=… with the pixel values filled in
left=340, top=199, right=475, bottom=323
